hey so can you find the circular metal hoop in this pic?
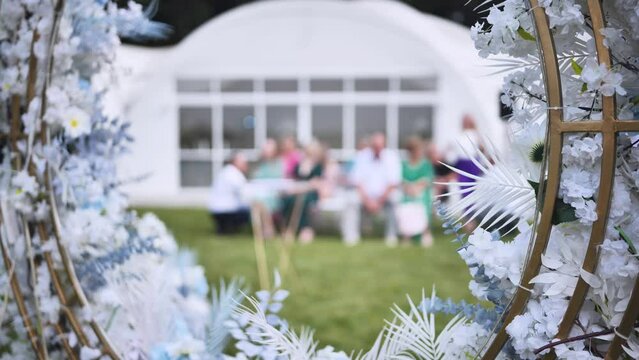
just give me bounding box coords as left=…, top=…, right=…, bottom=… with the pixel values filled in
left=480, top=1, right=639, bottom=359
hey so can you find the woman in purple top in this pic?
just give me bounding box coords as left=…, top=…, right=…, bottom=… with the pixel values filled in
left=455, top=159, right=482, bottom=198
left=454, top=115, right=483, bottom=231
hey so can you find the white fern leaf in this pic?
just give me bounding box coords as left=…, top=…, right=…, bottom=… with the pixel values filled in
left=623, top=328, right=639, bottom=359
left=486, top=37, right=590, bottom=75
left=235, top=295, right=317, bottom=359
left=206, top=278, right=246, bottom=356
left=358, top=290, right=468, bottom=360
left=438, top=136, right=536, bottom=233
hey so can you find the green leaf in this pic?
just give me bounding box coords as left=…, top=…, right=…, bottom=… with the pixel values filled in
left=616, top=226, right=637, bottom=255
left=581, top=83, right=588, bottom=93
left=529, top=180, right=540, bottom=195
left=552, top=201, right=578, bottom=225
left=570, top=59, right=583, bottom=75
left=528, top=180, right=578, bottom=225
left=517, top=27, right=536, bottom=42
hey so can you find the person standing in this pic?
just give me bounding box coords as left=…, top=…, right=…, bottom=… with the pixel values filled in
left=207, top=153, right=250, bottom=234
left=401, top=137, right=435, bottom=247
left=343, top=132, right=401, bottom=246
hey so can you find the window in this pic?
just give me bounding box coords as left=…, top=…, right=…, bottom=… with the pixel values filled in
left=355, top=105, right=386, bottom=142
left=310, top=79, right=343, bottom=92
left=312, top=106, right=343, bottom=148
left=176, top=75, right=441, bottom=188
left=355, top=78, right=389, bottom=92
left=179, top=107, right=212, bottom=149
left=177, top=79, right=210, bottom=93
left=221, top=79, right=253, bottom=92
left=265, top=79, right=297, bottom=92
left=266, top=106, right=297, bottom=139
left=400, top=77, right=438, bottom=91
left=398, top=106, right=434, bottom=143
left=180, top=160, right=212, bottom=187
left=223, top=106, right=255, bottom=148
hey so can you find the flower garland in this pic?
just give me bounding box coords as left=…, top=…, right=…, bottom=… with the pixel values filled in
left=0, top=1, right=245, bottom=359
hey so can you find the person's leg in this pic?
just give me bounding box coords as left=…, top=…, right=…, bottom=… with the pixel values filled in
left=341, top=189, right=361, bottom=245
left=296, top=195, right=312, bottom=231
left=278, top=195, right=296, bottom=240
left=220, top=209, right=250, bottom=234
left=421, top=230, right=434, bottom=247
left=234, top=209, right=251, bottom=232
left=297, top=195, right=315, bottom=244
left=421, top=196, right=434, bottom=247
left=384, top=200, right=399, bottom=247
left=213, top=213, right=230, bottom=234
left=254, top=202, right=275, bottom=239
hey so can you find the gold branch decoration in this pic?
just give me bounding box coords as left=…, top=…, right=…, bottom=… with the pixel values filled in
left=480, top=1, right=639, bottom=359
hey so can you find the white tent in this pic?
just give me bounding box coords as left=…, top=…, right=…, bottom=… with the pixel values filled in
left=111, top=0, right=507, bottom=206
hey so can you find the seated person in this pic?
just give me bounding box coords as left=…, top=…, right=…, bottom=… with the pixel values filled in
left=280, top=135, right=302, bottom=179
left=401, top=137, right=435, bottom=247
left=251, top=138, right=284, bottom=238
left=342, top=132, right=401, bottom=246
left=207, top=153, right=250, bottom=234
left=281, top=141, right=326, bottom=244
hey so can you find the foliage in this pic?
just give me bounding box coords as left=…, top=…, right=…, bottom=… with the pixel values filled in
left=138, top=207, right=476, bottom=354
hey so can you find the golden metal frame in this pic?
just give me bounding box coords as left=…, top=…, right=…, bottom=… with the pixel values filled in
left=481, top=1, right=639, bottom=359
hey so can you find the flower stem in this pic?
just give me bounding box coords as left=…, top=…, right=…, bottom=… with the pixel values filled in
left=533, top=328, right=615, bottom=355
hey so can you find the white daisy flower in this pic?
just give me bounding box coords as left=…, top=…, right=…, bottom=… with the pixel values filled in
left=63, top=107, right=91, bottom=138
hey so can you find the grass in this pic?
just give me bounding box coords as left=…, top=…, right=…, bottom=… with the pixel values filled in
left=135, top=207, right=474, bottom=353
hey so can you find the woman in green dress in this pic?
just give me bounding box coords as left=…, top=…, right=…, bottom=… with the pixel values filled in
left=252, top=138, right=284, bottom=239
left=401, top=137, right=435, bottom=247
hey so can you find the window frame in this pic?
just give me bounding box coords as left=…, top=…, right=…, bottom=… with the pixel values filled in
left=176, top=76, right=439, bottom=188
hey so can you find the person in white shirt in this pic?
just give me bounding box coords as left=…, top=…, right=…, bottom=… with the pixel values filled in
left=207, top=153, right=250, bottom=234
left=342, top=132, right=401, bottom=245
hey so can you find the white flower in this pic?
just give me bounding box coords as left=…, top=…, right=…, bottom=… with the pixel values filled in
left=33, top=201, right=50, bottom=221
left=543, top=0, right=584, bottom=29
left=600, top=27, right=623, bottom=48
left=580, top=59, right=627, bottom=96
left=315, top=346, right=349, bottom=360
left=486, top=4, right=520, bottom=33
left=63, top=107, right=91, bottom=138
left=0, top=66, right=19, bottom=98
left=571, top=198, right=597, bottom=224
left=165, top=337, right=205, bottom=359
left=11, top=170, right=38, bottom=196
left=80, top=347, right=102, bottom=360
left=512, top=120, right=547, bottom=180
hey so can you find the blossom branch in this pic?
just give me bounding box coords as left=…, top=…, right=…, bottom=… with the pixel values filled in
left=533, top=326, right=628, bottom=355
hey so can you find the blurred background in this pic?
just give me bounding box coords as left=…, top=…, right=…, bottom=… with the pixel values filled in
left=109, top=0, right=507, bottom=205
left=111, top=0, right=507, bottom=352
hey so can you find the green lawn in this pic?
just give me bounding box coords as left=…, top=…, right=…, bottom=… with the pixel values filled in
left=136, top=207, right=473, bottom=353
